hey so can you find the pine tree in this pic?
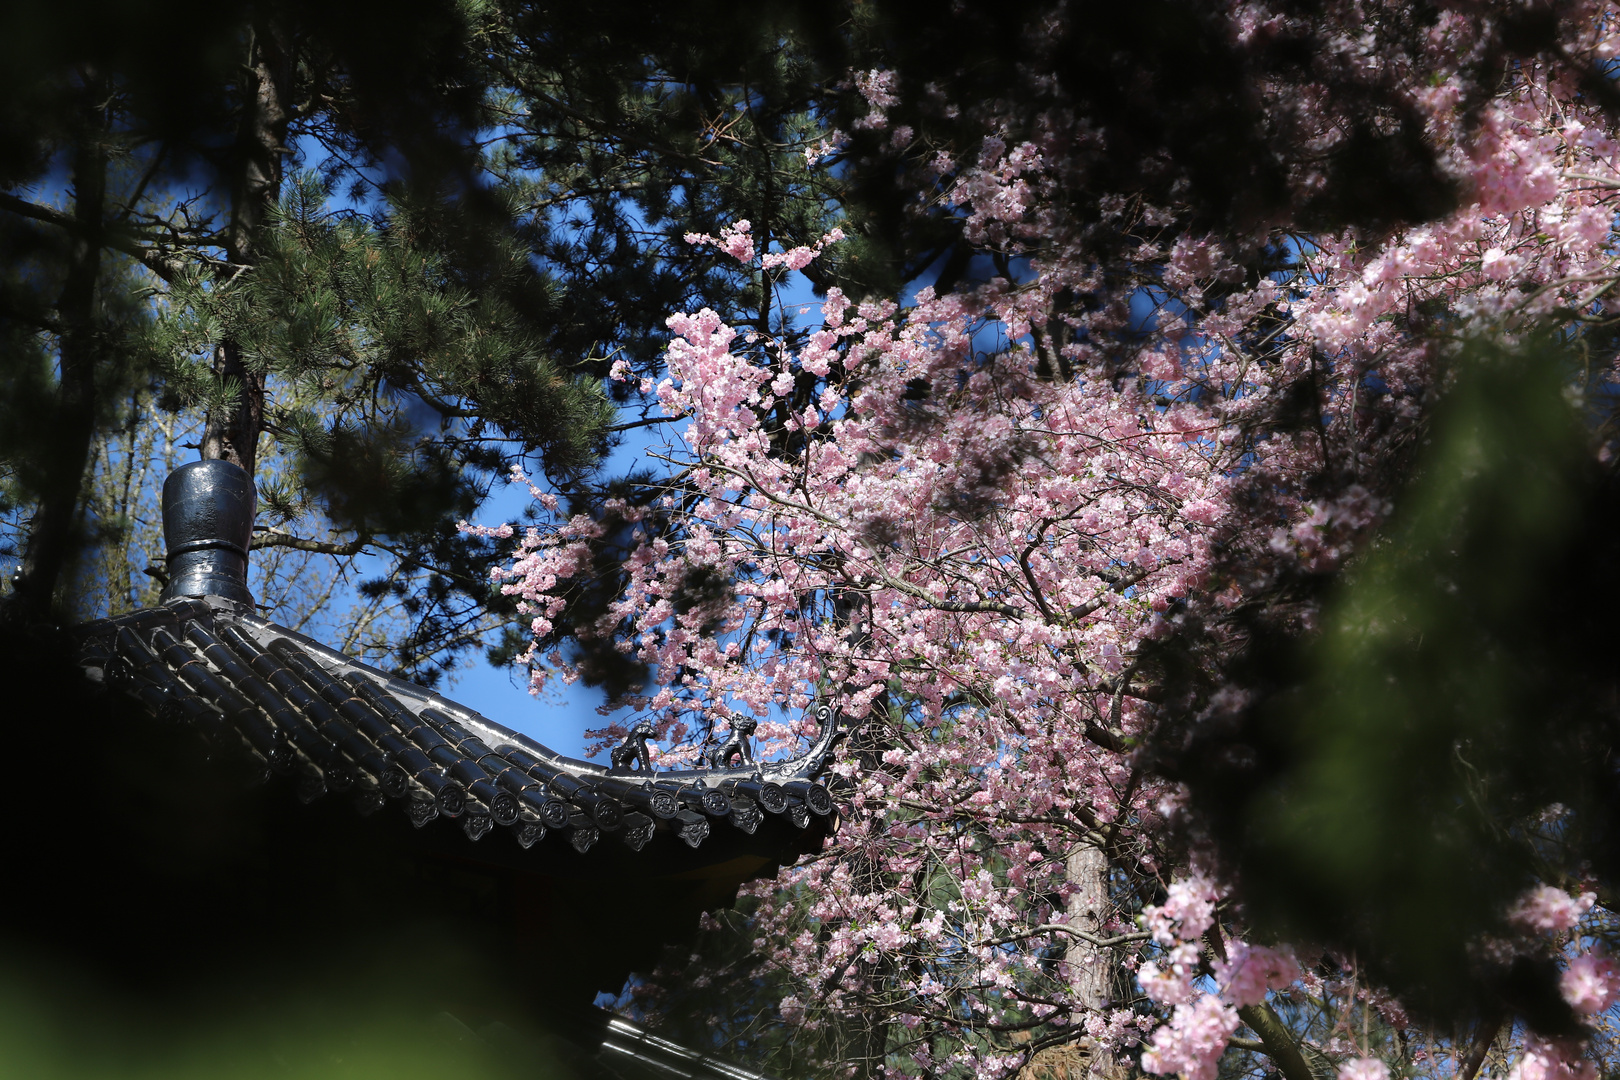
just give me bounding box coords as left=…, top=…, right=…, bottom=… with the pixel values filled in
left=0, top=1, right=850, bottom=685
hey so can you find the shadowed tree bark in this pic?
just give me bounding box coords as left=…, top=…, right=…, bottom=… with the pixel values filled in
left=8, top=76, right=108, bottom=624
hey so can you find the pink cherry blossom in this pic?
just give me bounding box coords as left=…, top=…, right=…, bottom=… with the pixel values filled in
left=470, top=6, right=1620, bottom=1077
left=1141, top=995, right=1241, bottom=1080
left=1217, top=943, right=1302, bottom=1008
left=1561, top=954, right=1620, bottom=1014
left=1339, top=1058, right=1391, bottom=1080
left=1146, top=878, right=1219, bottom=947
left=684, top=219, right=755, bottom=262
left=1511, top=1038, right=1600, bottom=1080
left=1511, top=886, right=1596, bottom=934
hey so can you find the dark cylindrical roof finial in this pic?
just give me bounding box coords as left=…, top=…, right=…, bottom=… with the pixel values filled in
left=160, top=459, right=256, bottom=606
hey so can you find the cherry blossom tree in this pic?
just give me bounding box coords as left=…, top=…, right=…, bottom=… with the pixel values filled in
left=471, top=4, right=1620, bottom=1078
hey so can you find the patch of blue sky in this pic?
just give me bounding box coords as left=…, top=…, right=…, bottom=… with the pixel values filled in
left=443, top=260, right=842, bottom=759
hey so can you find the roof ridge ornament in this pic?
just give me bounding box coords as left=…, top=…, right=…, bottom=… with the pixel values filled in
left=609, top=720, right=657, bottom=773
left=159, top=459, right=256, bottom=607
left=714, top=716, right=756, bottom=768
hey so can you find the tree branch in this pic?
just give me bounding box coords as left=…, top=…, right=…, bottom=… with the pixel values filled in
left=606, top=414, right=679, bottom=433
left=1203, top=920, right=1317, bottom=1080
left=251, top=529, right=491, bottom=595
left=1066, top=566, right=1152, bottom=621
left=0, top=191, right=191, bottom=281
left=1236, top=1004, right=1318, bottom=1080
left=409, top=383, right=479, bottom=418
left=251, top=530, right=368, bottom=556
left=865, top=563, right=1025, bottom=618
left=1081, top=718, right=1128, bottom=755
left=975, top=924, right=1152, bottom=949
left=1018, top=518, right=1062, bottom=621
left=1562, top=170, right=1620, bottom=189
left=1458, top=1015, right=1502, bottom=1080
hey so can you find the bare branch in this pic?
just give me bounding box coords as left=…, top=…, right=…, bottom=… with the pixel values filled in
left=606, top=414, right=680, bottom=433
left=1562, top=170, right=1620, bottom=189
left=975, top=924, right=1152, bottom=949
left=0, top=191, right=191, bottom=281
left=251, top=530, right=367, bottom=557
left=865, top=562, right=1026, bottom=618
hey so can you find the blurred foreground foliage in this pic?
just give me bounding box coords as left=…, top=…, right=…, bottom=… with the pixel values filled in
left=1166, top=337, right=1620, bottom=1028
left=0, top=965, right=534, bottom=1080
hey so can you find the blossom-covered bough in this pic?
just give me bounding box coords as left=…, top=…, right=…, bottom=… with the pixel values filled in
left=470, top=5, right=1620, bottom=1078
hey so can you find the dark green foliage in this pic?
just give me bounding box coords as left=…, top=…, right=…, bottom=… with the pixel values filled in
left=486, top=0, right=858, bottom=375
left=159, top=173, right=615, bottom=485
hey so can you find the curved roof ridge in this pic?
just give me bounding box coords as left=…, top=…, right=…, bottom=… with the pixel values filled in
left=232, top=605, right=843, bottom=785
left=71, top=595, right=841, bottom=863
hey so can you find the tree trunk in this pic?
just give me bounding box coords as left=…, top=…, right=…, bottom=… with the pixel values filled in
left=851, top=953, right=893, bottom=1080
left=200, top=24, right=290, bottom=476
left=1065, top=842, right=1122, bottom=1080
left=7, top=86, right=107, bottom=624
left=844, top=711, right=894, bottom=1080
left=841, top=588, right=892, bottom=1080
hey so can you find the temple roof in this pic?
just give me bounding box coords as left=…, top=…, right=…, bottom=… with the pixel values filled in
left=71, top=594, right=840, bottom=865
